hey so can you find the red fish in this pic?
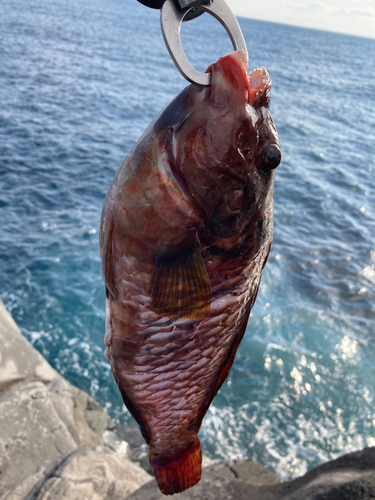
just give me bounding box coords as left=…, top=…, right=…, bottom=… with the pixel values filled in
left=100, top=50, right=280, bottom=495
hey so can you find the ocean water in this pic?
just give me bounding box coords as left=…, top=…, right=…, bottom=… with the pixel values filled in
left=1, top=0, right=375, bottom=481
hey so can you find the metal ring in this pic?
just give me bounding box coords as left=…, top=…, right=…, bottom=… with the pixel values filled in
left=160, top=0, right=248, bottom=86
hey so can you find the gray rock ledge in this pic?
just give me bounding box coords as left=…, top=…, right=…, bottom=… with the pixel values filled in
left=123, top=447, right=375, bottom=500
left=0, top=301, right=59, bottom=398
left=0, top=382, right=77, bottom=496
left=23, top=446, right=152, bottom=500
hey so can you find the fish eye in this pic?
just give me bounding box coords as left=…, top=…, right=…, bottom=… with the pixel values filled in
left=262, top=144, right=281, bottom=172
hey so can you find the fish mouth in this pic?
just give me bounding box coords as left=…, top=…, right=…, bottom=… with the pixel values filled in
left=248, top=67, right=271, bottom=103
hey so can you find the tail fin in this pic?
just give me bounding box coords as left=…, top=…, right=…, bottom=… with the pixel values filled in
left=151, top=439, right=202, bottom=495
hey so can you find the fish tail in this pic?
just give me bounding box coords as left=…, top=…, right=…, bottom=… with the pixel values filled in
left=150, top=439, right=202, bottom=495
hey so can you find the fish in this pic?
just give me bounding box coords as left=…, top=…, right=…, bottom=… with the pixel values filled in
left=99, top=50, right=281, bottom=495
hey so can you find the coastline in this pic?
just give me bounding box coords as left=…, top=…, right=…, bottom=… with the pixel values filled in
left=0, top=299, right=374, bottom=500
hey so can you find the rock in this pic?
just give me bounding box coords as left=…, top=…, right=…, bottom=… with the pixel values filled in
left=69, top=384, right=108, bottom=447
left=0, top=382, right=77, bottom=496
left=276, top=447, right=375, bottom=500
left=202, top=456, right=215, bottom=468
left=48, top=378, right=108, bottom=448
left=0, top=300, right=60, bottom=398
left=138, top=455, right=154, bottom=476
left=0, top=300, right=110, bottom=449
left=2, top=471, right=44, bottom=500
left=102, top=430, right=132, bottom=460
left=122, top=470, right=255, bottom=500
left=114, top=422, right=146, bottom=453
left=48, top=378, right=81, bottom=445
left=114, top=422, right=150, bottom=472
left=24, top=446, right=152, bottom=500
left=205, top=458, right=280, bottom=485
left=85, top=404, right=110, bottom=435
left=123, top=448, right=375, bottom=500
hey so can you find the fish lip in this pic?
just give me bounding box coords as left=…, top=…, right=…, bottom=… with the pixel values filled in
left=248, top=66, right=271, bottom=103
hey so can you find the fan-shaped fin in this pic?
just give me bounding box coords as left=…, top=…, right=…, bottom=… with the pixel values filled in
left=149, top=237, right=211, bottom=320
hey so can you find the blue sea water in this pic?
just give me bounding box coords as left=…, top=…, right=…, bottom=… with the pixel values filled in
left=1, top=0, right=375, bottom=481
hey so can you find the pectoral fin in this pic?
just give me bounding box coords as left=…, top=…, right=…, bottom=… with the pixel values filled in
left=149, top=238, right=211, bottom=320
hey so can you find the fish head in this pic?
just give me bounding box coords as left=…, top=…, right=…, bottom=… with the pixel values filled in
left=174, top=51, right=281, bottom=238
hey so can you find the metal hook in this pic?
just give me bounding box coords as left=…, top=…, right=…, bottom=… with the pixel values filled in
left=160, top=0, right=248, bottom=86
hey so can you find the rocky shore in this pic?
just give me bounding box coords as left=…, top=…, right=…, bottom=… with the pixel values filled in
left=0, top=299, right=374, bottom=500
